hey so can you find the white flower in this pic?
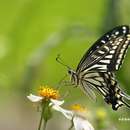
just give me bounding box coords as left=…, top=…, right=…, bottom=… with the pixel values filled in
left=27, top=93, right=64, bottom=107
left=51, top=103, right=94, bottom=130
left=50, top=99, right=64, bottom=106
left=51, top=100, right=73, bottom=120
left=73, top=116, right=94, bottom=130
left=27, top=94, right=43, bottom=102
left=27, top=87, right=94, bottom=130
left=27, top=86, right=62, bottom=103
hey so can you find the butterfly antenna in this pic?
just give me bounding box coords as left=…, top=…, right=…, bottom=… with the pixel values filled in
left=56, top=54, right=70, bottom=69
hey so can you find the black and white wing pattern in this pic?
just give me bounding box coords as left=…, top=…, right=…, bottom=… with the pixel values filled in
left=102, top=72, right=130, bottom=110
left=76, top=25, right=130, bottom=73
left=74, top=25, right=130, bottom=110
left=80, top=71, right=130, bottom=110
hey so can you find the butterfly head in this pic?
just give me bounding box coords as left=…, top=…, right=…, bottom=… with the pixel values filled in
left=68, top=69, right=79, bottom=85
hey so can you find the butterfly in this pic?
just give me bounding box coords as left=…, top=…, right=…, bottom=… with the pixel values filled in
left=57, top=25, right=130, bottom=110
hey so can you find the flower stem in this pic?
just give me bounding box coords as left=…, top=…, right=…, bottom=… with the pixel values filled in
left=42, top=101, right=50, bottom=130
left=38, top=102, right=46, bottom=130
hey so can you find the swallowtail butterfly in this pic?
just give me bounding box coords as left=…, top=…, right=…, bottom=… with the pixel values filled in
left=57, top=25, right=130, bottom=110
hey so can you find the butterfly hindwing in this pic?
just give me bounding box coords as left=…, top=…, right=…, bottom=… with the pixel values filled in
left=80, top=71, right=130, bottom=110
left=103, top=72, right=130, bottom=110
left=79, top=71, right=109, bottom=100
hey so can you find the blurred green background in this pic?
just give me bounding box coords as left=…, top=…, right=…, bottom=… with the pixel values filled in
left=0, top=0, right=130, bottom=130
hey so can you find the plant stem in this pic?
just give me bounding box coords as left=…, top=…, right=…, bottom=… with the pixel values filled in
left=42, top=101, right=50, bottom=130
left=38, top=102, right=46, bottom=130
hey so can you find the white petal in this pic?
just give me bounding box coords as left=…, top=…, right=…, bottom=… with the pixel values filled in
left=27, top=94, right=43, bottom=102
left=50, top=99, right=64, bottom=106
left=73, top=116, right=94, bottom=130
left=52, top=104, right=73, bottom=120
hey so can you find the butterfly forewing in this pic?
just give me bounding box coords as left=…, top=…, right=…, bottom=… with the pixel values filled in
left=107, top=34, right=130, bottom=71
left=76, top=25, right=130, bottom=73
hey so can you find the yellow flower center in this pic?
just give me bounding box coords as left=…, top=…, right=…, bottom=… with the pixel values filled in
left=38, top=86, right=60, bottom=99
left=70, top=104, right=86, bottom=112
